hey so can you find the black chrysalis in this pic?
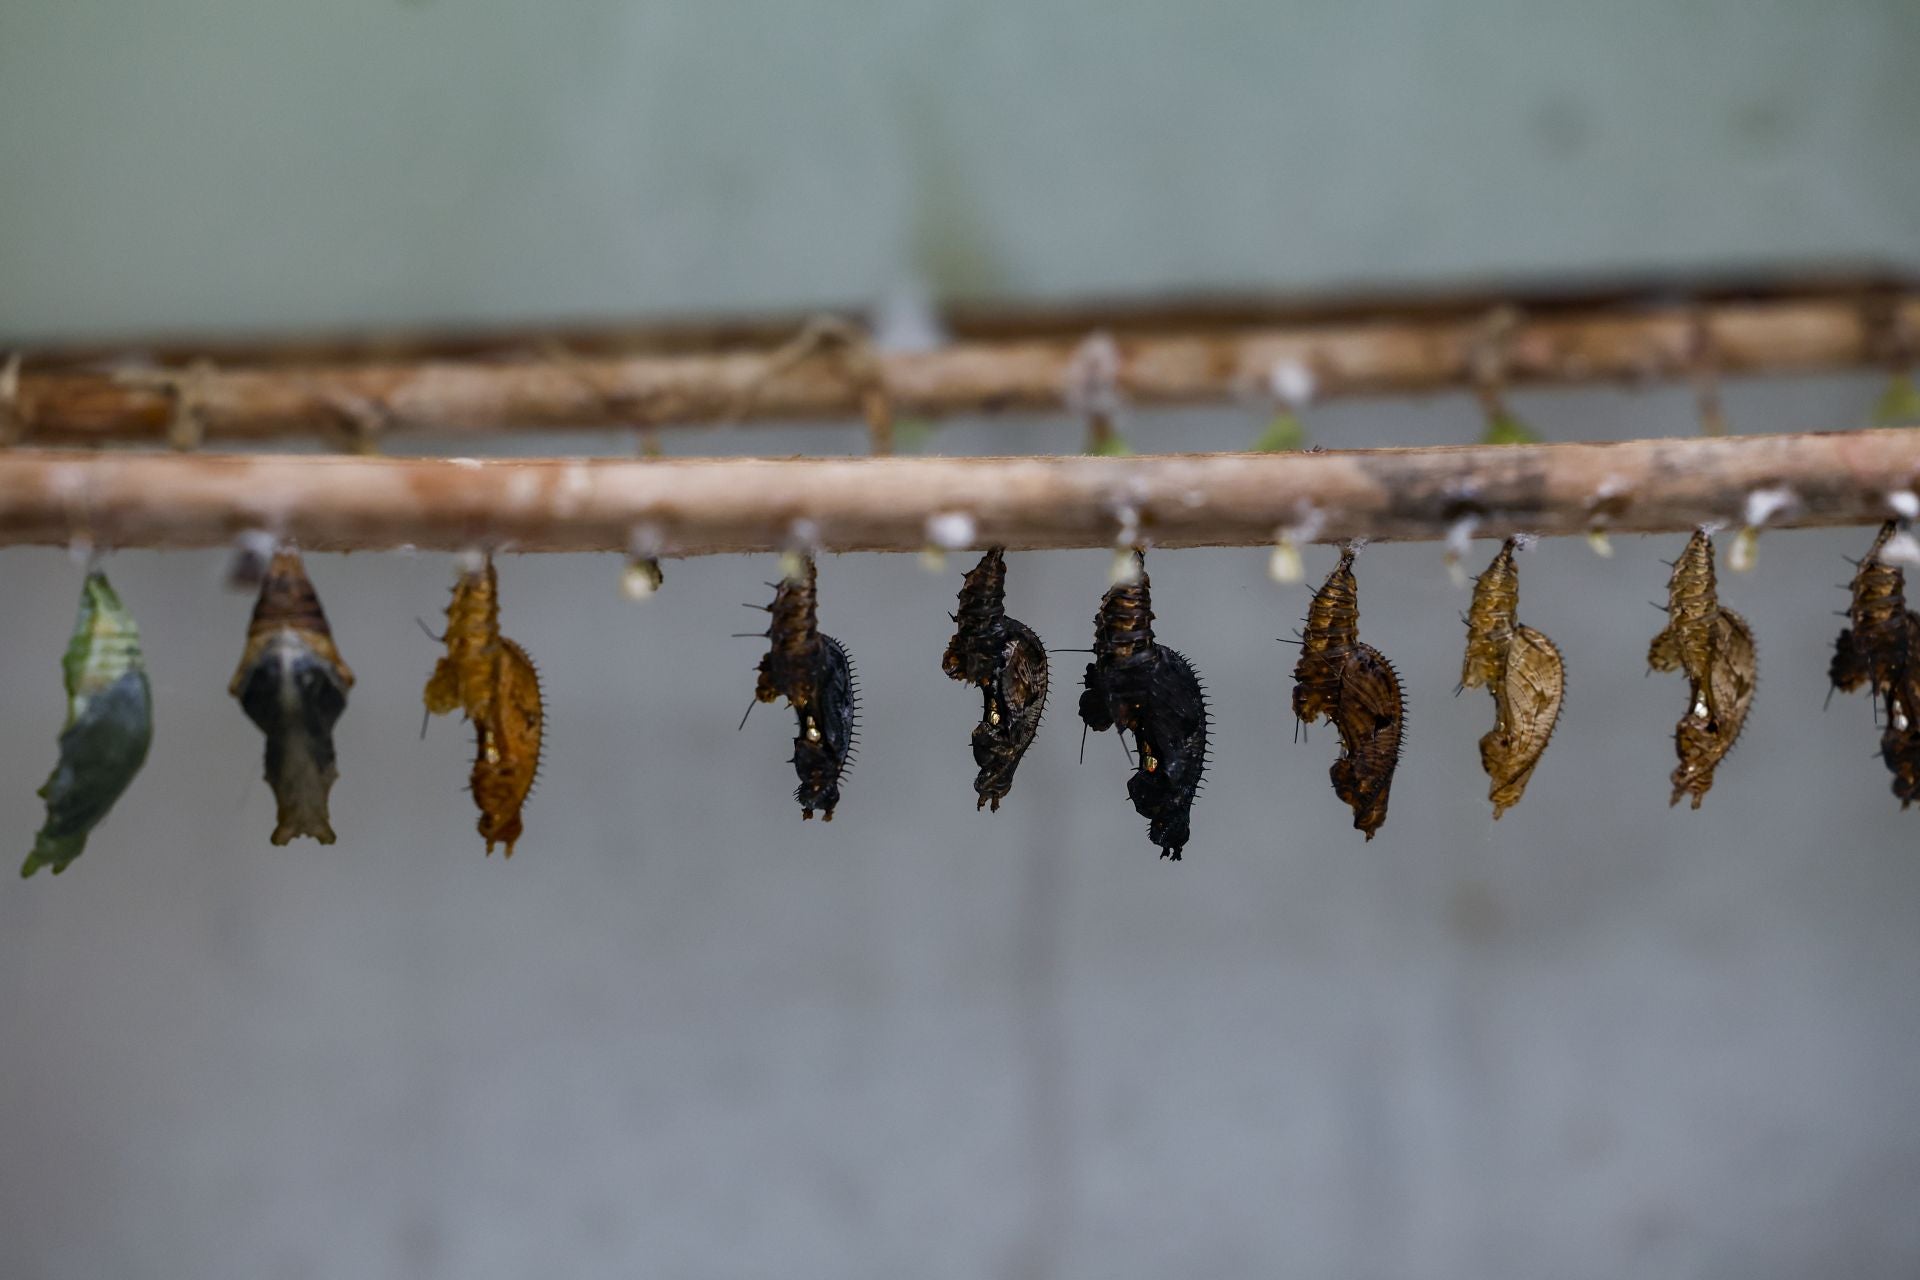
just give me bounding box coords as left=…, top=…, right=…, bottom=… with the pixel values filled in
left=1077, top=549, right=1208, bottom=858
left=754, top=554, right=859, bottom=819
left=942, top=548, right=1050, bottom=810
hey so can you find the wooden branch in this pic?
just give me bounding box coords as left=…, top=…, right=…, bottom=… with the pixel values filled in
left=1, top=430, right=1915, bottom=555
left=8, top=287, right=1917, bottom=445
left=18, top=266, right=1913, bottom=369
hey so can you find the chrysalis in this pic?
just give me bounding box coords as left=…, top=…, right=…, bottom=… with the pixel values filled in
left=229, top=548, right=355, bottom=845
left=472, top=639, right=544, bottom=853
left=1829, top=521, right=1920, bottom=807
left=23, top=572, right=154, bottom=877
left=1077, top=548, right=1209, bottom=859
left=1290, top=545, right=1405, bottom=839
left=423, top=554, right=544, bottom=855
left=753, top=553, right=859, bottom=820
left=1648, top=529, right=1757, bottom=808
left=1831, top=522, right=1914, bottom=698
left=1460, top=538, right=1565, bottom=817
left=942, top=548, right=1049, bottom=810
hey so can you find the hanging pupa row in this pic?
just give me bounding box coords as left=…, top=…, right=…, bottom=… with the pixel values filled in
left=18, top=525, right=1905, bottom=876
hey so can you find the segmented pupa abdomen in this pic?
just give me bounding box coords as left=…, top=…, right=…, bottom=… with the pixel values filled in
left=1091, top=550, right=1155, bottom=667
left=757, top=555, right=823, bottom=708
left=424, top=557, right=503, bottom=722
left=1648, top=529, right=1720, bottom=686
left=1079, top=550, right=1157, bottom=735
left=1460, top=539, right=1521, bottom=691
left=1292, top=547, right=1360, bottom=725
left=1832, top=522, right=1911, bottom=698
left=942, top=547, right=1009, bottom=687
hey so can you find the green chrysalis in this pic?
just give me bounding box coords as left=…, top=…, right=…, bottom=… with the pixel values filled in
left=22, top=572, right=154, bottom=877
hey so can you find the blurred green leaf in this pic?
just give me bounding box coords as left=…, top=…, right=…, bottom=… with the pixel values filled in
left=1252, top=412, right=1307, bottom=453
left=1085, top=433, right=1134, bottom=457
left=1480, top=412, right=1541, bottom=446
left=892, top=419, right=938, bottom=453
left=1872, top=375, right=1920, bottom=427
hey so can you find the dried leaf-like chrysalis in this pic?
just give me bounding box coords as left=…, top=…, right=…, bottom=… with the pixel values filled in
left=1648, top=530, right=1757, bottom=808
left=1290, top=546, right=1405, bottom=839
left=23, top=572, right=154, bottom=877
left=229, top=549, right=355, bottom=845
left=1829, top=521, right=1920, bottom=807
left=753, top=554, right=859, bottom=820
left=942, top=548, right=1050, bottom=810
left=1483, top=625, right=1565, bottom=817
left=472, top=639, right=543, bottom=853
left=423, top=555, right=544, bottom=855
left=1078, top=549, right=1210, bottom=858
left=1326, top=643, right=1403, bottom=839
left=1665, top=609, right=1757, bottom=808
left=1460, top=539, right=1565, bottom=817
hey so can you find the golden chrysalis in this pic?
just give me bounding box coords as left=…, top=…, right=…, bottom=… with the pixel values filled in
left=423, top=554, right=544, bottom=855
left=1648, top=529, right=1757, bottom=808
left=1460, top=538, right=1565, bottom=817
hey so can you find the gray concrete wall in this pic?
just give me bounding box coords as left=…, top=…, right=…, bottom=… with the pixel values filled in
left=2, top=4, right=1919, bottom=1278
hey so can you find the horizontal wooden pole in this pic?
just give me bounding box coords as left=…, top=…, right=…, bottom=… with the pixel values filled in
left=0, top=430, right=1915, bottom=555
left=18, top=266, right=1913, bottom=369
left=8, top=287, right=1918, bottom=445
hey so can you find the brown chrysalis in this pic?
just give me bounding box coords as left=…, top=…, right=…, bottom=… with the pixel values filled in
left=1829, top=521, right=1920, bottom=806
left=229, top=548, right=355, bottom=845
left=1290, top=545, right=1405, bottom=839
left=753, top=554, right=858, bottom=820
left=1460, top=538, right=1565, bottom=818
left=942, top=548, right=1049, bottom=811
left=1077, top=549, right=1209, bottom=859
left=1648, top=529, right=1757, bottom=808
left=423, top=554, right=545, bottom=855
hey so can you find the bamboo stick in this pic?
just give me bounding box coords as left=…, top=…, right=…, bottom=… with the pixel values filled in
left=0, top=430, right=1914, bottom=555
left=8, top=290, right=1917, bottom=446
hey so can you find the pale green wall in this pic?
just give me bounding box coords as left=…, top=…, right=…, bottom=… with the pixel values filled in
left=3, top=2, right=1917, bottom=336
